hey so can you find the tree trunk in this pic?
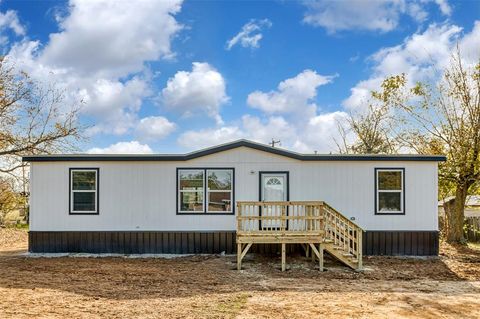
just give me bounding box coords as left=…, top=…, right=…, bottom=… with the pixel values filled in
left=444, top=184, right=468, bottom=243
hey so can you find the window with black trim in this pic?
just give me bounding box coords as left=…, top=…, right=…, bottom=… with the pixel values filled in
left=70, top=168, right=98, bottom=214
left=177, top=168, right=234, bottom=214
left=375, top=168, right=404, bottom=214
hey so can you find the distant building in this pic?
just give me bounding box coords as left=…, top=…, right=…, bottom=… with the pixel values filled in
left=438, top=195, right=480, bottom=217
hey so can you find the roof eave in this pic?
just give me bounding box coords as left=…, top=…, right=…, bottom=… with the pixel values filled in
left=21, top=139, right=447, bottom=162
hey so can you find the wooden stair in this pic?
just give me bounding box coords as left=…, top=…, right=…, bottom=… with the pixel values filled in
left=321, top=203, right=363, bottom=270
left=322, top=243, right=360, bottom=270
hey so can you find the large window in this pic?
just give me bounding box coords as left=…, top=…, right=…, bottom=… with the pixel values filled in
left=70, top=168, right=98, bottom=214
left=375, top=168, right=404, bottom=215
left=177, top=168, right=234, bottom=214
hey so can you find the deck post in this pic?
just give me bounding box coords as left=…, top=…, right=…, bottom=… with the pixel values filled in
left=357, top=230, right=363, bottom=271
left=319, top=243, right=324, bottom=271
left=237, top=243, right=242, bottom=270
left=309, top=243, right=323, bottom=271
left=281, top=243, right=286, bottom=271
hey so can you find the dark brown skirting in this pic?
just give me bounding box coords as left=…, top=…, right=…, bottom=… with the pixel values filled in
left=28, top=230, right=439, bottom=256
left=362, top=231, right=439, bottom=256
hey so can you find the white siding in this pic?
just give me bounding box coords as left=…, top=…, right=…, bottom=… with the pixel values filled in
left=29, top=147, right=438, bottom=232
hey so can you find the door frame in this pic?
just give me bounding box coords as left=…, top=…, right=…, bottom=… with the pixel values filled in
left=258, top=171, right=290, bottom=230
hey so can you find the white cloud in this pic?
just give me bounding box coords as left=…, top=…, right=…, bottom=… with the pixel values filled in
left=88, top=141, right=153, bottom=154
left=293, top=111, right=349, bottom=153
left=7, top=40, right=153, bottom=135
left=0, top=9, right=25, bottom=35
left=177, top=126, right=243, bottom=149
left=162, top=62, right=229, bottom=124
left=0, top=8, right=25, bottom=47
left=177, top=115, right=296, bottom=150
left=242, top=115, right=297, bottom=146
left=177, top=69, right=345, bottom=153
left=226, top=19, right=272, bottom=50
left=177, top=65, right=356, bottom=153
left=82, top=76, right=151, bottom=135
left=40, top=0, right=183, bottom=78
left=407, top=2, right=428, bottom=22
left=177, top=112, right=346, bottom=153
left=343, top=22, right=479, bottom=109
left=302, top=0, right=452, bottom=33
left=434, top=0, right=452, bottom=16
left=135, top=116, right=176, bottom=141
left=6, top=0, right=183, bottom=136
left=247, top=69, right=335, bottom=117
left=459, top=21, right=480, bottom=64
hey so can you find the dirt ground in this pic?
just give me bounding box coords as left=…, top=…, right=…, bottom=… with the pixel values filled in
left=0, top=228, right=479, bottom=318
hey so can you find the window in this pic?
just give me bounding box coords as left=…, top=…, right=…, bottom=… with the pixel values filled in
left=375, top=168, right=404, bottom=214
left=70, top=168, right=98, bottom=214
left=178, top=169, right=204, bottom=213
left=177, top=168, right=234, bottom=214
left=207, top=169, right=233, bottom=213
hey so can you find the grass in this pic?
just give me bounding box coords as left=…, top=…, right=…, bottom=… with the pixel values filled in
left=2, top=223, right=28, bottom=230
left=212, top=293, right=250, bottom=318
left=468, top=241, right=480, bottom=250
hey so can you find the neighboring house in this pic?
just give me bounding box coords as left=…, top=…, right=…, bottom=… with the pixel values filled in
left=438, top=195, right=480, bottom=217
left=22, top=139, right=445, bottom=260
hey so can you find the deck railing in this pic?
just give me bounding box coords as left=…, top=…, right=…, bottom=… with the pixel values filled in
left=236, top=201, right=324, bottom=237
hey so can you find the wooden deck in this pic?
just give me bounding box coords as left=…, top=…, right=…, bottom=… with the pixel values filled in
left=236, top=201, right=364, bottom=271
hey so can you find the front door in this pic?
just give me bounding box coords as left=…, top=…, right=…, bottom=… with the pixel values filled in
left=260, top=172, right=289, bottom=229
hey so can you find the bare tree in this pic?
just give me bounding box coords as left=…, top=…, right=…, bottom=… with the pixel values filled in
left=0, top=57, right=83, bottom=177
left=0, top=57, right=83, bottom=225
left=336, top=99, right=397, bottom=154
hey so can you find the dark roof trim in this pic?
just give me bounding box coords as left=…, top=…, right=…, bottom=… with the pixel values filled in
left=22, top=139, right=447, bottom=162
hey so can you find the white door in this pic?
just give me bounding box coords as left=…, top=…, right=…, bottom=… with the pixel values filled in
left=260, top=173, right=288, bottom=229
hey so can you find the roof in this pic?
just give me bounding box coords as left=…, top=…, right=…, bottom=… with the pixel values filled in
left=22, top=139, right=447, bottom=162
left=438, top=195, right=480, bottom=207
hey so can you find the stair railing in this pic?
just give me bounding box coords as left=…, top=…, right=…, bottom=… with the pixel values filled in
left=321, top=202, right=363, bottom=269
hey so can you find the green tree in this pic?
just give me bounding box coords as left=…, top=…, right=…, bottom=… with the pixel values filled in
left=374, top=51, right=480, bottom=243
left=0, top=177, right=23, bottom=225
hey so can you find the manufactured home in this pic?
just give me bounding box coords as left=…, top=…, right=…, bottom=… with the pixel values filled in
left=23, top=140, right=445, bottom=270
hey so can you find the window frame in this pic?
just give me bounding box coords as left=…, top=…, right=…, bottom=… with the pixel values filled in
left=177, top=168, right=206, bottom=214
left=176, top=167, right=235, bottom=215
left=374, top=168, right=405, bottom=215
left=69, top=168, right=99, bottom=215
left=206, top=169, right=234, bottom=213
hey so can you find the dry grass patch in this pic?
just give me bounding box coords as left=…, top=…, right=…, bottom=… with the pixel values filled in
left=0, top=228, right=479, bottom=318
left=0, top=226, right=27, bottom=253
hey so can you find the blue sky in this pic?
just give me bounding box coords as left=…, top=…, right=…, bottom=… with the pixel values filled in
left=2, top=0, right=479, bottom=154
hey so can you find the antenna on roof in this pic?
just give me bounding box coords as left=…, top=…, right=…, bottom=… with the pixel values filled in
left=269, top=138, right=281, bottom=147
